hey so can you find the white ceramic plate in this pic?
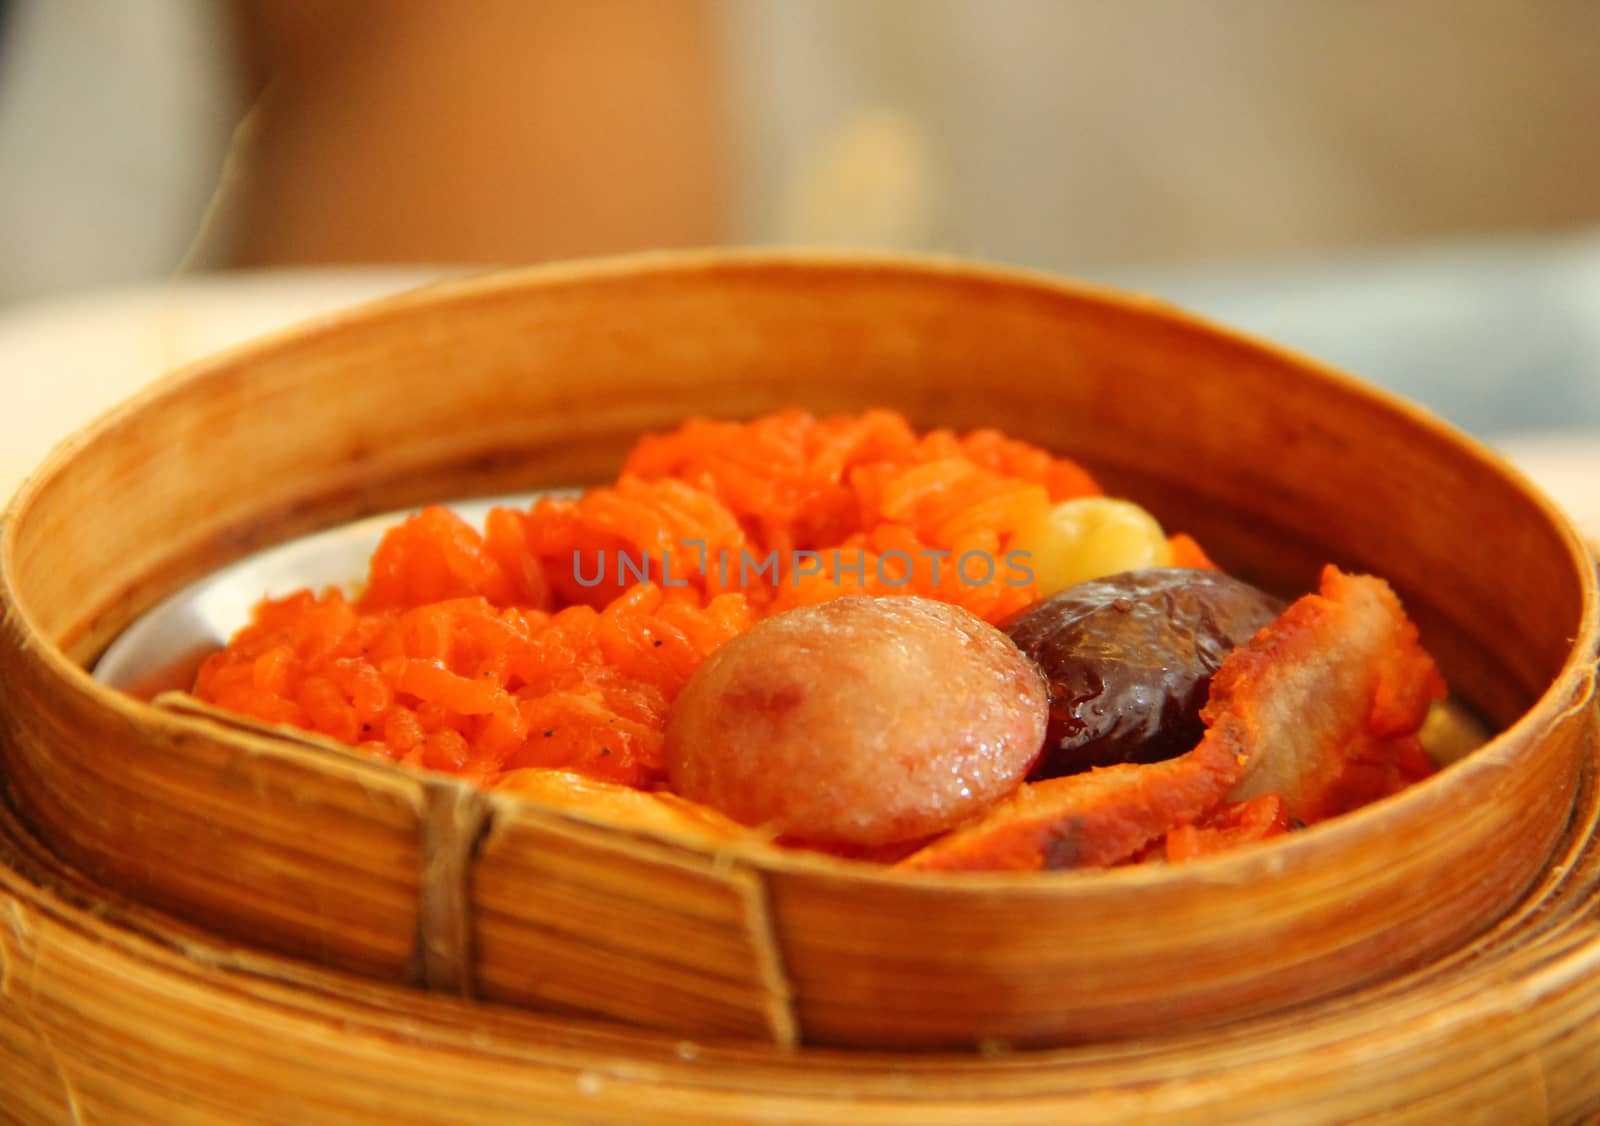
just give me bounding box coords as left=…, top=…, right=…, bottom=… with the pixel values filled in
left=92, top=491, right=561, bottom=692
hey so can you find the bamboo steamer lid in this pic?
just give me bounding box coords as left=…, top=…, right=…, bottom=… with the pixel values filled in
left=1, top=254, right=1597, bottom=1119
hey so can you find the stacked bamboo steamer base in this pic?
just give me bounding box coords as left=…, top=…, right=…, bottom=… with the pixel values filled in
left=2, top=255, right=1597, bottom=1123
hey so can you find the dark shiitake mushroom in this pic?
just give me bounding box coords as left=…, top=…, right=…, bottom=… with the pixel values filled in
left=1004, top=568, right=1283, bottom=777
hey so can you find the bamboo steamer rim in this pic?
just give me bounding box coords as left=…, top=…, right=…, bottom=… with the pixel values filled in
left=2, top=249, right=1597, bottom=893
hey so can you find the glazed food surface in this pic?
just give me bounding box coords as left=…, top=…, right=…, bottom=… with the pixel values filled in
left=1005, top=569, right=1284, bottom=775
left=903, top=567, right=1443, bottom=871
left=193, top=409, right=1106, bottom=788
left=188, top=409, right=1448, bottom=870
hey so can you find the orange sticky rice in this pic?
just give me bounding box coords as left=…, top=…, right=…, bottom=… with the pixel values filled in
left=195, top=409, right=1186, bottom=789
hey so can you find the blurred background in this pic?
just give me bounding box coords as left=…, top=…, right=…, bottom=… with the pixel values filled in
left=2, top=0, right=1599, bottom=524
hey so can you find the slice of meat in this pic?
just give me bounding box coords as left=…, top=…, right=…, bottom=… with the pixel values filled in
left=1219, top=566, right=1444, bottom=823
left=897, top=722, right=1249, bottom=872
left=1163, top=793, right=1293, bottom=863
left=899, top=566, right=1445, bottom=872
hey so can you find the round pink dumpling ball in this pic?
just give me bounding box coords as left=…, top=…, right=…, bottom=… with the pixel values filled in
left=665, top=596, right=1048, bottom=847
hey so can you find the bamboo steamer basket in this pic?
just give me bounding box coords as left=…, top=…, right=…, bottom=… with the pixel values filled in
left=1, top=254, right=1598, bottom=1118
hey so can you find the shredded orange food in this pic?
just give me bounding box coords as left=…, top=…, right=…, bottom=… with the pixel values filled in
left=194, top=409, right=1110, bottom=787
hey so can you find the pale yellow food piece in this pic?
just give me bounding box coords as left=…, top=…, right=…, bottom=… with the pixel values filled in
left=1418, top=698, right=1492, bottom=766
left=1010, top=497, right=1173, bottom=597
